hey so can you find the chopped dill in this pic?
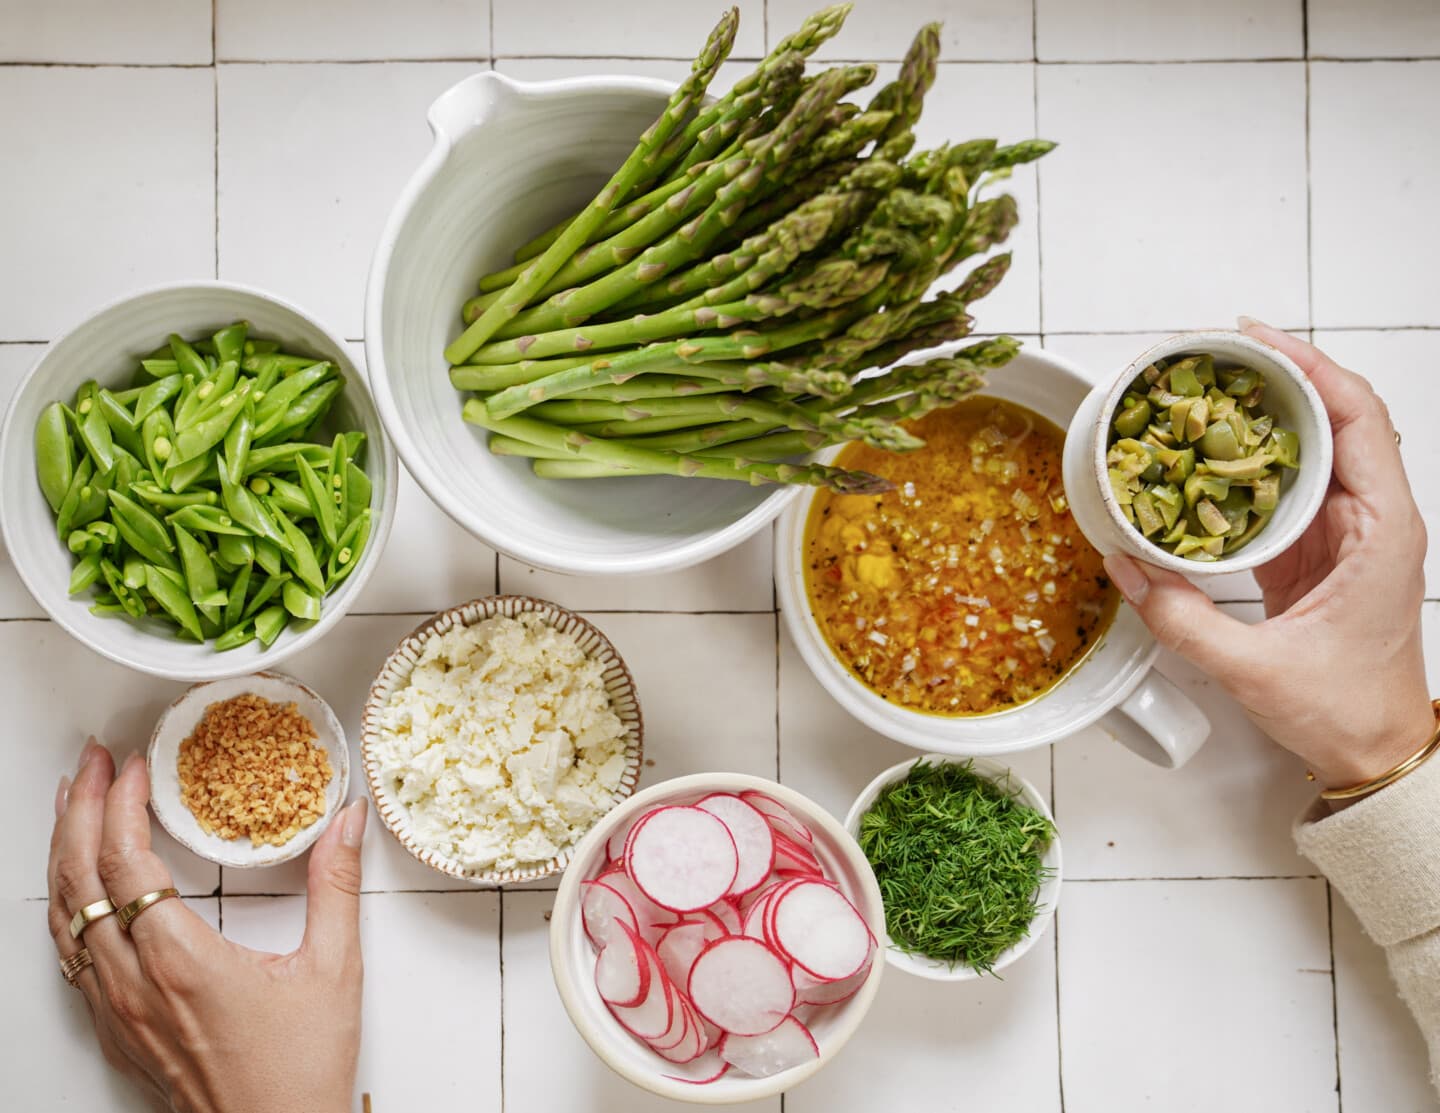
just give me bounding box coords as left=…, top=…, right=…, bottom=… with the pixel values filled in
left=857, top=759, right=1055, bottom=974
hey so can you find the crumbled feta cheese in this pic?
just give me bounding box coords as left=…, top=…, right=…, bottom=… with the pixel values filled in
left=373, top=612, right=628, bottom=872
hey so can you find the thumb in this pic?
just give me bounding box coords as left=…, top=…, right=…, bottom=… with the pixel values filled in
left=1103, top=553, right=1258, bottom=686
left=302, top=798, right=367, bottom=967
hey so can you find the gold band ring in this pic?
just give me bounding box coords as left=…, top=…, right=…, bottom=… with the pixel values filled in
left=1395, top=429, right=1403, bottom=446
left=69, top=897, right=116, bottom=940
left=60, top=947, right=94, bottom=986
left=116, top=888, right=179, bottom=932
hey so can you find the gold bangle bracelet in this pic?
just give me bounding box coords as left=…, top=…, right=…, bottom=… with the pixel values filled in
left=1318, top=700, right=1440, bottom=801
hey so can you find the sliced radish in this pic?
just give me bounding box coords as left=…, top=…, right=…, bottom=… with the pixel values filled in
left=663, top=1049, right=730, bottom=1085
left=689, top=907, right=730, bottom=942
left=740, top=791, right=814, bottom=844
left=793, top=959, right=871, bottom=1006
left=770, top=880, right=873, bottom=982
left=742, top=880, right=797, bottom=941
left=687, top=937, right=795, bottom=1037
left=606, top=811, right=648, bottom=864
left=598, top=868, right=674, bottom=944
left=656, top=921, right=709, bottom=992
left=773, top=833, right=823, bottom=876
left=627, top=806, right=739, bottom=914
left=654, top=1006, right=704, bottom=1064
left=581, top=880, right=638, bottom=950
left=696, top=793, right=777, bottom=897
left=720, top=1015, right=821, bottom=1079
left=649, top=985, right=692, bottom=1053
left=607, top=924, right=674, bottom=1040
left=708, top=899, right=742, bottom=936
left=595, top=929, right=648, bottom=1008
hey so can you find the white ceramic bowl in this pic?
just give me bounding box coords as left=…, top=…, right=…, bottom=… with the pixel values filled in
left=360, top=595, right=644, bottom=885
left=366, top=72, right=803, bottom=576
left=550, top=773, right=886, bottom=1104
left=775, top=343, right=1212, bottom=767
left=0, top=281, right=398, bottom=681
left=843, top=756, right=1061, bottom=982
left=147, top=671, right=350, bottom=869
left=1062, top=329, right=1333, bottom=576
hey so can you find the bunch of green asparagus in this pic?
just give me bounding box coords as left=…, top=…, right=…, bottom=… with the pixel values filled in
left=446, top=3, right=1054, bottom=493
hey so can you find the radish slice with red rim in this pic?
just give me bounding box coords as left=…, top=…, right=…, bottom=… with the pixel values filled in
left=595, top=928, right=649, bottom=1008
left=648, top=985, right=692, bottom=1053
left=793, top=959, right=871, bottom=1006
left=656, top=921, right=709, bottom=992
left=770, top=880, right=873, bottom=982
left=598, top=869, right=674, bottom=945
left=663, top=1049, right=730, bottom=1085
left=686, top=936, right=796, bottom=1037
left=627, top=806, right=739, bottom=914
left=606, top=924, right=674, bottom=1040
left=696, top=793, right=777, bottom=897
left=690, top=907, right=730, bottom=942
left=719, top=1015, right=821, bottom=1079
left=740, top=791, right=814, bottom=843
left=708, top=899, right=742, bottom=936
left=606, top=812, right=647, bottom=865
left=581, top=880, right=638, bottom=951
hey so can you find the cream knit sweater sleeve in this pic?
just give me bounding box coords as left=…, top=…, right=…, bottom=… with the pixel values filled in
left=1295, top=754, right=1440, bottom=1094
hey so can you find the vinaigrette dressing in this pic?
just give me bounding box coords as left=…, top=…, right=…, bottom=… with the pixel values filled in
left=803, top=397, right=1119, bottom=716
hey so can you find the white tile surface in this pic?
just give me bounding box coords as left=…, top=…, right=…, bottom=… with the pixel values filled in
left=0, top=895, right=219, bottom=1112
left=0, top=0, right=211, bottom=63
left=1036, top=0, right=1302, bottom=61
left=224, top=891, right=502, bottom=1110
left=501, top=888, right=778, bottom=1112
left=587, top=612, right=780, bottom=784
left=1313, top=329, right=1440, bottom=599
left=218, top=61, right=479, bottom=340
left=1058, top=878, right=1338, bottom=1113
left=1311, top=62, right=1440, bottom=328
left=1332, top=897, right=1440, bottom=1113
left=788, top=921, right=1062, bottom=1112
left=217, top=0, right=489, bottom=62
left=1054, top=606, right=1317, bottom=879
left=0, top=620, right=218, bottom=899
left=493, top=57, right=754, bottom=98
left=0, top=67, right=214, bottom=339
left=1309, top=0, right=1440, bottom=59
left=1037, top=63, right=1309, bottom=333
left=492, top=0, right=765, bottom=59
left=498, top=529, right=772, bottom=612
left=778, top=622, right=1053, bottom=824
left=769, top=0, right=1034, bottom=61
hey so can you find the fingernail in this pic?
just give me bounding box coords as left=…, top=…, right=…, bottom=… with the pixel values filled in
left=1236, top=314, right=1269, bottom=332
left=341, top=799, right=368, bottom=848
left=1104, top=553, right=1150, bottom=606
left=76, top=736, right=97, bottom=773
left=121, top=751, right=141, bottom=774
left=55, top=775, right=71, bottom=819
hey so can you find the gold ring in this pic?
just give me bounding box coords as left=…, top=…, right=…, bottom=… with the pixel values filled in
left=116, top=888, right=179, bottom=932
left=1395, top=429, right=1403, bottom=446
left=68, top=897, right=116, bottom=939
left=60, top=947, right=93, bottom=986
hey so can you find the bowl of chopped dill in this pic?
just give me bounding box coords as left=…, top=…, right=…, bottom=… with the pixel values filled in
left=844, top=755, right=1061, bottom=981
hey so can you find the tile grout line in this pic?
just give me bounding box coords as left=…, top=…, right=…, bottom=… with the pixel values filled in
left=212, top=0, right=220, bottom=284
left=489, top=0, right=496, bottom=69
left=1303, top=0, right=1316, bottom=332
left=1030, top=0, right=1045, bottom=338
left=1327, top=879, right=1345, bottom=1112
left=498, top=889, right=507, bottom=1113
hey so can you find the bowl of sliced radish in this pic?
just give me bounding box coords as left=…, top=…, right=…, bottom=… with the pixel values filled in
left=549, top=773, right=885, bottom=1103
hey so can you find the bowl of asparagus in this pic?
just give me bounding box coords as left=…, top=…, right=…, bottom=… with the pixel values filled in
left=366, top=2, right=1052, bottom=575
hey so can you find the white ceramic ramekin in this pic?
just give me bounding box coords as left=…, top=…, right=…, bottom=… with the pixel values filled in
left=0, top=281, right=397, bottom=681
left=549, top=773, right=885, bottom=1104
left=1061, top=329, right=1333, bottom=576
left=775, top=343, right=1212, bottom=769
left=844, top=755, right=1061, bottom=982
left=366, top=73, right=804, bottom=576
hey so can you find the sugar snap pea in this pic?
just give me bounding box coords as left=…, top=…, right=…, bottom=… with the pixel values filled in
left=1108, top=355, right=1300, bottom=560
left=36, top=321, right=374, bottom=649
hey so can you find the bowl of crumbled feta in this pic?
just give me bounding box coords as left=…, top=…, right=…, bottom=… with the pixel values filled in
left=360, top=595, right=643, bottom=884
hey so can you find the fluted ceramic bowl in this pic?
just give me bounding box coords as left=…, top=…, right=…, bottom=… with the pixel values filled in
left=366, top=72, right=805, bottom=576
left=0, top=282, right=397, bottom=681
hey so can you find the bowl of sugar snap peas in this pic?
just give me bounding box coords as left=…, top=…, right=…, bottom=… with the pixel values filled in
left=0, top=281, right=397, bottom=680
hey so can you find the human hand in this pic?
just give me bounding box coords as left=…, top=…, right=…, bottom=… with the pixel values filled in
left=48, top=739, right=367, bottom=1113
left=1102, top=320, right=1432, bottom=789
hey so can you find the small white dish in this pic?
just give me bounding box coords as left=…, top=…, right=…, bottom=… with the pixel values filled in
left=844, top=755, right=1061, bottom=982
left=366, top=72, right=804, bottom=576
left=1062, top=329, right=1333, bottom=577
left=360, top=594, right=644, bottom=886
left=549, top=773, right=885, bottom=1104
left=147, top=671, right=350, bottom=869
left=775, top=344, right=1212, bottom=769
left=0, top=280, right=398, bottom=681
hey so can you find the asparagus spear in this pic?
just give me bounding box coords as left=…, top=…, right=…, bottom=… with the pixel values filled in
left=462, top=403, right=893, bottom=493
left=444, top=7, right=739, bottom=364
